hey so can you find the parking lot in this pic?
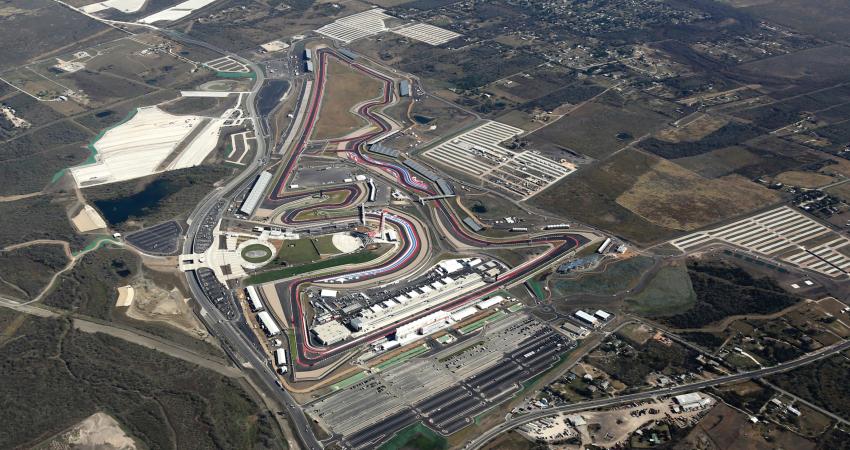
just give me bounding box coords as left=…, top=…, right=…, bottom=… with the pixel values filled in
left=309, top=314, right=574, bottom=449
left=672, top=206, right=850, bottom=278
left=422, top=121, right=574, bottom=199
left=126, top=220, right=182, bottom=255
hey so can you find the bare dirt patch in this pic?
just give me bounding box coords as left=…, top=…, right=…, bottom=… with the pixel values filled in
left=70, top=204, right=108, bottom=232
left=122, top=277, right=207, bottom=339
left=616, top=154, right=781, bottom=231
left=311, top=59, right=383, bottom=140
left=675, top=402, right=815, bottom=450
left=656, top=114, right=729, bottom=143
left=38, top=412, right=137, bottom=450
left=774, top=170, right=835, bottom=188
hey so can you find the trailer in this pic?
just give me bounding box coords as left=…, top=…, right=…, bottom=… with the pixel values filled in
left=257, top=311, right=281, bottom=336
left=274, top=348, right=287, bottom=367
left=246, top=286, right=264, bottom=312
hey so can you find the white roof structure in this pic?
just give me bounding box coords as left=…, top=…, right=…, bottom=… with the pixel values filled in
left=594, top=310, right=612, bottom=320
left=240, top=171, right=273, bottom=216
left=574, top=310, right=599, bottom=325
left=312, top=320, right=352, bottom=345
left=476, top=295, right=503, bottom=310
left=274, top=348, right=287, bottom=366
left=257, top=311, right=281, bottom=336
left=673, top=393, right=703, bottom=405
left=320, top=289, right=338, bottom=298
left=438, top=259, right=465, bottom=274
left=450, top=306, right=477, bottom=322
left=246, top=286, right=264, bottom=311
left=396, top=310, right=450, bottom=337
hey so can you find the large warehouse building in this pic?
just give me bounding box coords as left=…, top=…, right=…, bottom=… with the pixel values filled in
left=239, top=171, right=273, bottom=216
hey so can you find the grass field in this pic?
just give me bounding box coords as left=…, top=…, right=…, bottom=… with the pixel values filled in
left=274, top=239, right=321, bottom=266
left=552, top=256, right=655, bottom=298
left=246, top=250, right=383, bottom=284
left=774, top=170, right=835, bottom=188
left=528, top=101, right=668, bottom=159
left=532, top=149, right=781, bottom=242
left=377, top=422, right=447, bottom=450
left=311, top=59, right=383, bottom=140
left=615, top=154, right=781, bottom=231
left=313, top=235, right=341, bottom=255
left=626, top=263, right=696, bottom=317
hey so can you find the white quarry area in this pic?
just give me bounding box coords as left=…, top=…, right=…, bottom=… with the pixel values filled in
left=71, top=106, right=227, bottom=188
left=139, top=0, right=219, bottom=23
left=81, top=0, right=146, bottom=14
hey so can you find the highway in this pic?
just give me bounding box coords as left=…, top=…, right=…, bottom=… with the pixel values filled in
left=162, top=32, right=325, bottom=450
left=466, top=339, right=850, bottom=449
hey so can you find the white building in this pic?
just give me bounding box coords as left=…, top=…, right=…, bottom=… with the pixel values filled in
left=257, top=311, right=281, bottom=336
left=246, top=286, right=264, bottom=312
left=311, top=320, right=352, bottom=345
left=274, top=348, right=287, bottom=367
left=396, top=310, right=450, bottom=338
left=320, top=289, right=338, bottom=298
left=594, top=310, right=612, bottom=321
left=574, top=310, right=599, bottom=327
left=476, top=295, right=504, bottom=310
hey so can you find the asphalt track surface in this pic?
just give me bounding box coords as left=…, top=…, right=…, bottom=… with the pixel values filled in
left=260, top=48, right=589, bottom=368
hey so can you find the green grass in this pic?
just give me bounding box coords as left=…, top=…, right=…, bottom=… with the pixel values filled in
left=274, top=239, right=321, bottom=265
left=436, top=334, right=453, bottom=344
left=72, top=236, right=119, bottom=257
left=216, top=71, right=256, bottom=79
left=331, top=371, right=368, bottom=391
left=458, top=310, right=508, bottom=335
left=374, top=344, right=429, bottom=371
left=626, top=263, right=696, bottom=317
left=246, top=250, right=381, bottom=284
left=552, top=256, right=654, bottom=297
left=313, top=236, right=341, bottom=255
left=526, top=279, right=546, bottom=300
left=377, top=422, right=447, bottom=450
left=241, top=244, right=273, bottom=263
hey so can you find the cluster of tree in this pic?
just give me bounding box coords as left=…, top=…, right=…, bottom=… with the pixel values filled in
left=770, top=354, right=850, bottom=420
left=43, top=248, right=139, bottom=319
left=0, top=244, right=68, bottom=300
left=595, top=339, right=697, bottom=387
left=659, top=262, right=801, bottom=329
left=0, top=311, right=283, bottom=449
left=639, top=122, right=762, bottom=159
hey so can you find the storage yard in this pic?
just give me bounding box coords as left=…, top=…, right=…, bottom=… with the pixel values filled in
left=392, top=23, right=461, bottom=46
left=422, top=121, right=575, bottom=198
left=315, top=9, right=393, bottom=44
left=672, top=206, right=850, bottom=278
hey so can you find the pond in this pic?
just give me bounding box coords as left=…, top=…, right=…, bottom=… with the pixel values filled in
left=93, top=179, right=180, bottom=225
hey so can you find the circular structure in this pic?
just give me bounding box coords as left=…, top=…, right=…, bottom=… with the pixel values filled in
left=242, top=244, right=273, bottom=263
left=238, top=241, right=276, bottom=269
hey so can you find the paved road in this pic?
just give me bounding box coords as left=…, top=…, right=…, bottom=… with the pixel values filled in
left=466, top=339, right=850, bottom=449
